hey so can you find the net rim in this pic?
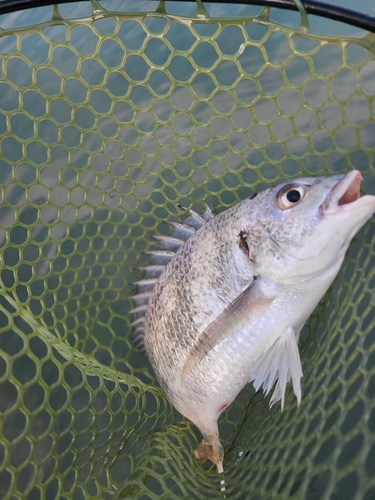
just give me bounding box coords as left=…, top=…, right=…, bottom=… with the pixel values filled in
left=0, top=0, right=374, bottom=33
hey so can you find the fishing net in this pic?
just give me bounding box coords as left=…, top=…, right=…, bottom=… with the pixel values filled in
left=0, top=0, right=374, bottom=498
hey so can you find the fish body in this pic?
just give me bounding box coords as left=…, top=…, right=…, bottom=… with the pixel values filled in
left=131, top=171, right=375, bottom=471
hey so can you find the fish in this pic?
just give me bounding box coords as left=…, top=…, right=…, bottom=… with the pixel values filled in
left=130, top=170, right=375, bottom=474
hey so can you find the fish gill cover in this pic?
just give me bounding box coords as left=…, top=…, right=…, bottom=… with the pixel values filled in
left=0, top=1, right=374, bottom=499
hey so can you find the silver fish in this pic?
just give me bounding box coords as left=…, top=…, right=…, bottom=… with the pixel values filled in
left=131, top=170, right=375, bottom=473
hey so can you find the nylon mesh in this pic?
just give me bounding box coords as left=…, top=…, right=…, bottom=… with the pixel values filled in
left=0, top=1, right=375, bottom=498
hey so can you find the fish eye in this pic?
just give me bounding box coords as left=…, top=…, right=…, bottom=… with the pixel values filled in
left=276, top=185, right=305, bottom=210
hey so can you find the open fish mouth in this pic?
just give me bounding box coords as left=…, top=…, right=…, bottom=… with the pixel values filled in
left=320, top=170, right=362, bottom=215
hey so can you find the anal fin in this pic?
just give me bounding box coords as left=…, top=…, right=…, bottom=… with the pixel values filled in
left=249, top=326, right=303, bottom=410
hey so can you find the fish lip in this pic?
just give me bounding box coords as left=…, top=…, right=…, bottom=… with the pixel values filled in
left=319, top=170, right=363, bottom=216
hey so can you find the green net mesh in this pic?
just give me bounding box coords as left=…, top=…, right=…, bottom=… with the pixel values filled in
left=0, top=1, right=375, bottom=498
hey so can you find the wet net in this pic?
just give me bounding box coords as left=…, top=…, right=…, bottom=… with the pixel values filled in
left=0, top=0, right=374, bottom=498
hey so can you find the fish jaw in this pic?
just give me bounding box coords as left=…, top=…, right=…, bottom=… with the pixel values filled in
left=320, top=170, right=375, bottom=217
left=316, top=171, right=375, bottom=262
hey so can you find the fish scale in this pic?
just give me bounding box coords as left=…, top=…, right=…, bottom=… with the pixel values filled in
left=131, top=171, right=375, bottom=473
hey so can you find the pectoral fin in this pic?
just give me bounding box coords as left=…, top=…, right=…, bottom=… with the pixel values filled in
left=249, top=326, right=303, bottom=410
left=182, top=278, right=273, bottom=379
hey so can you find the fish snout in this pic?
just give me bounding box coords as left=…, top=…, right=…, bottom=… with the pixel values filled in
left=319, top=170, right=363, bottom=216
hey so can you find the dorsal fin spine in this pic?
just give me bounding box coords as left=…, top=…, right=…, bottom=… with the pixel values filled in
left=131, top=317, right=146, bottom=328
left=152, top=235, right=185, bottom=252
left=129, top=305, right=148, bottom=315
left=133, top=279, right=158, bottom=286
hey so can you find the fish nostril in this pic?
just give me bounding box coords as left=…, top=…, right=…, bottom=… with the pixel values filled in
left=239, top=230, right=249, bottom=256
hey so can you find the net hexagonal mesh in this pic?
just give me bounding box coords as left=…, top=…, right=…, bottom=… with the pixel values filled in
left=0, top=1, right=374, bottom=498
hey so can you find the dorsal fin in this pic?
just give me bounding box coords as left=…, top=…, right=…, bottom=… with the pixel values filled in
left=130, top=204, right=216, bottom=354
left=178, top=204, right=209, bottom=230
left=164, top=221, right=195, bottom=240
left=152, top=235, right=186, bottom=252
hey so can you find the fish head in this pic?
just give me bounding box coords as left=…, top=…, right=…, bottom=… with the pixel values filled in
left=248, top=170, right=375, bottom=280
